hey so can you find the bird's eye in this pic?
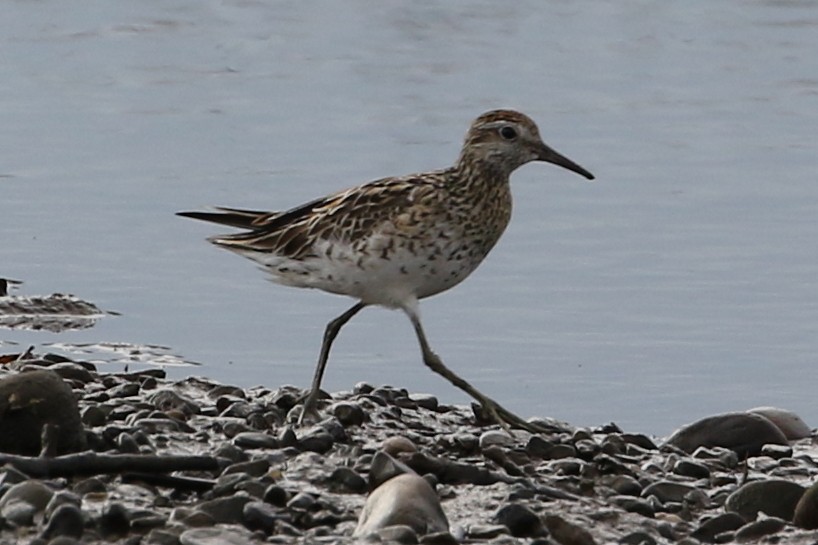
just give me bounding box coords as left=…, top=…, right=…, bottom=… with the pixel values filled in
left=499, top=126, right=518, bottom=140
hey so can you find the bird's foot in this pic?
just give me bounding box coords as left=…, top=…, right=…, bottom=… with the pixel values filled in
left=476, top=396, right=553, bottom=436
left=296, top=390, right=322, bottom=426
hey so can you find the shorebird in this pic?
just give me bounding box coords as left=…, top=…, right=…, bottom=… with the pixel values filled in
left=178, top=109, right=594, bottom=433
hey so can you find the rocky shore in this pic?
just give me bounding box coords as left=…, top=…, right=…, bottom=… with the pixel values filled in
left=0, top=350, right=817, bottom=545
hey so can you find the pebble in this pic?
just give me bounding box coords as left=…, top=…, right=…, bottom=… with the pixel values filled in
left=2, top=500, right=37, bottom=526
left=41, top=503, right=85, bottom=539
left=242, top=501, right=279, bottom=533
left=641, top=481, right=704, bottom=505
left=331, top=402, right=366, bottom=426
left=665, top=412, right=788, bottom=457
left=544, top=514, right=597, bottom=545
left=479, top=430, right=514, bottom=449
left=690, top=512, right=747, bottom=542
left=195, top=495, right=253, bottom=524
left=354, top=473, right=449, bottom=537
left=179, top=526, right=258, bottom=545
left=328, top=466, right=367, bottom=493
left=792, top=481, right=818, bottom=529
left=382, top=436, right=419, bottom=456
left=747, top=406, right=812, bottom=440
left=0, top=480, right=55, bottom=512
left=377, top=524, right=420, bottom=544
left=0, top=370, right=86, bottom=455
left=734, top=516, right=786, bottom=541
left=724, top=479, right=806, bottom=520
left=493, top=503, right=545, bottom=537
left=232, top=431, right=279, bottom=449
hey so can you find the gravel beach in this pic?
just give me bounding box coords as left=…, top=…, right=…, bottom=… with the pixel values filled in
left=0, top=350, right=816, bottom=545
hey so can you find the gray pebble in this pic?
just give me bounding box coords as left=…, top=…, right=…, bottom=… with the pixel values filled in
left=377, top=524, right=420, bottom=544
left=665, top=412, right=788, bottom=458
left=725, top=479, right=805, bottom=520
left=734, top=516, right=786, bottom=541
left=232, top=431, right=279, bottom=449
left=611, top=496, right=654, bottom=518
left=479, top=430, right=513, bottom=449
left=0, top=480, right=54, bottom=512
left=328, top=466, right=367, bottom=493
left=2, top=500, right=37, bottom=526
left=410, top=394, right=439, bottom=411
left=179, top=526, right=257, bottom=545
left=355, top=473, right=448, bottom=537
left=493, top=503, right=545, bottom=537
left=466, top=524, right=509, bottom=539
left=619, top=531, right=657, bottom=545
left=221, top=458, right=270, bottom=478
left=263, top=485, right=291, bottom=507
left=793, top=481, right=818, bottom=529
left=298, top=430, right=334, bottom=453
left=332, top=402, right=366, bottom=426
left=747, top=406, right=811, bottom=440
left=195, top=495, right=253, bottom=524
left=641, top=481, right=701, bottom=505
left=41, top=503, right=84, bottom=540
left=382, top=436, right=419, bottom=456
left=691, top=512, right=746, bottom=542
left=243, top=500, right=279, bottom=533
left=673, top=459, right=711, bottom=479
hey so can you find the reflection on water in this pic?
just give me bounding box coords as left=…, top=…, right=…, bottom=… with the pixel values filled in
left=1, top=0, right=816, bottom=435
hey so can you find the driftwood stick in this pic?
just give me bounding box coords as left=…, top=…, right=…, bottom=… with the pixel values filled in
left=122, top=472, right=216, bottom=492
left=0, top=451, right=224, bottom=478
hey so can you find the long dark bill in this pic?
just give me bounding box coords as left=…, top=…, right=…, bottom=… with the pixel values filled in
left=538, top=144, right=595, bottom=180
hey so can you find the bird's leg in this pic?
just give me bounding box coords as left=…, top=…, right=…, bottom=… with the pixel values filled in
left=299, top=302, right=367, bottom=424
left=404, top=305, right=549, bottom=435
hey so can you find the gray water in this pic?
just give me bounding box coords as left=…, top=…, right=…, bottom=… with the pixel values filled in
left=2, top=1, right=817, bottom=436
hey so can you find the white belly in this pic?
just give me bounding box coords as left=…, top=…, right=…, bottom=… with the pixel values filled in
left=232, top=235, right=487, bottom=308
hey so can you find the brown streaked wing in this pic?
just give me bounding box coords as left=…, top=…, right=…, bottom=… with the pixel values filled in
left=212, top=175, right=445, bottom=259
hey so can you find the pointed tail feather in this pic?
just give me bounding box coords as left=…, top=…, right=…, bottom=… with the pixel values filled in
left=176, top=207, right=275, bottom=229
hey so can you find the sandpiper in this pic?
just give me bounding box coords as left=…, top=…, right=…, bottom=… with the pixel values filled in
left=179, top=109, right=594, bottom=433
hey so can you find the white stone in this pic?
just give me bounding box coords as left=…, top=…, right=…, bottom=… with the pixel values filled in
left=354, top=473, right=448, bottom=537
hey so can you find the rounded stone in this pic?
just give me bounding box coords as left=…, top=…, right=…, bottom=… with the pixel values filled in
left=493, top=503, right=545, bottom=537
left=41, top=503, right=85, bottom=540
left=377, top=524, right=420, bottom=544
left=331, top=402, right=366, bottom=426
left=328, top=466, right=367, bottom=494
left=725, top=479, right=805, bottom=520
left=179, top=527, right=257, bottom=545
left=690, top=512, right=746, bottom=542
left=793, top=481, right=818, bottom=529
left=263, top=485, right=291, bottom=507
left=747, top=407, right=811, bottom=440
left=734, top=517, right=786, bottom=541
left=232, top=431, right=278, bottom=449
left=1, top=500, right=37, bottom=526
left=664, top=412, right=788, bottom=458
left=382, top=436, right=419, bottom=457
left=0, top=480, right=55, bottom=512
left=243, top=501, right=279, bottom=533
left=641, top=481, right=703, bottom=505
left=544, top=515, right=596, bottom=545
left=195, top=495, right=253, bottom=524
left=479, top=430, right=513, bottom=449
left=354, top=473, right=448, bottom=537
left=0, top=370, right=87, bottom=455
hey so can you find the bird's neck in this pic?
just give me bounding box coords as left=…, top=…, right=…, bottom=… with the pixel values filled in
left=449, top=154, right=512, bottom=198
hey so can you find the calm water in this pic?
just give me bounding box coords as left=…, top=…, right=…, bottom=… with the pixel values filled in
left=2, top=1, right=816, bottom=436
